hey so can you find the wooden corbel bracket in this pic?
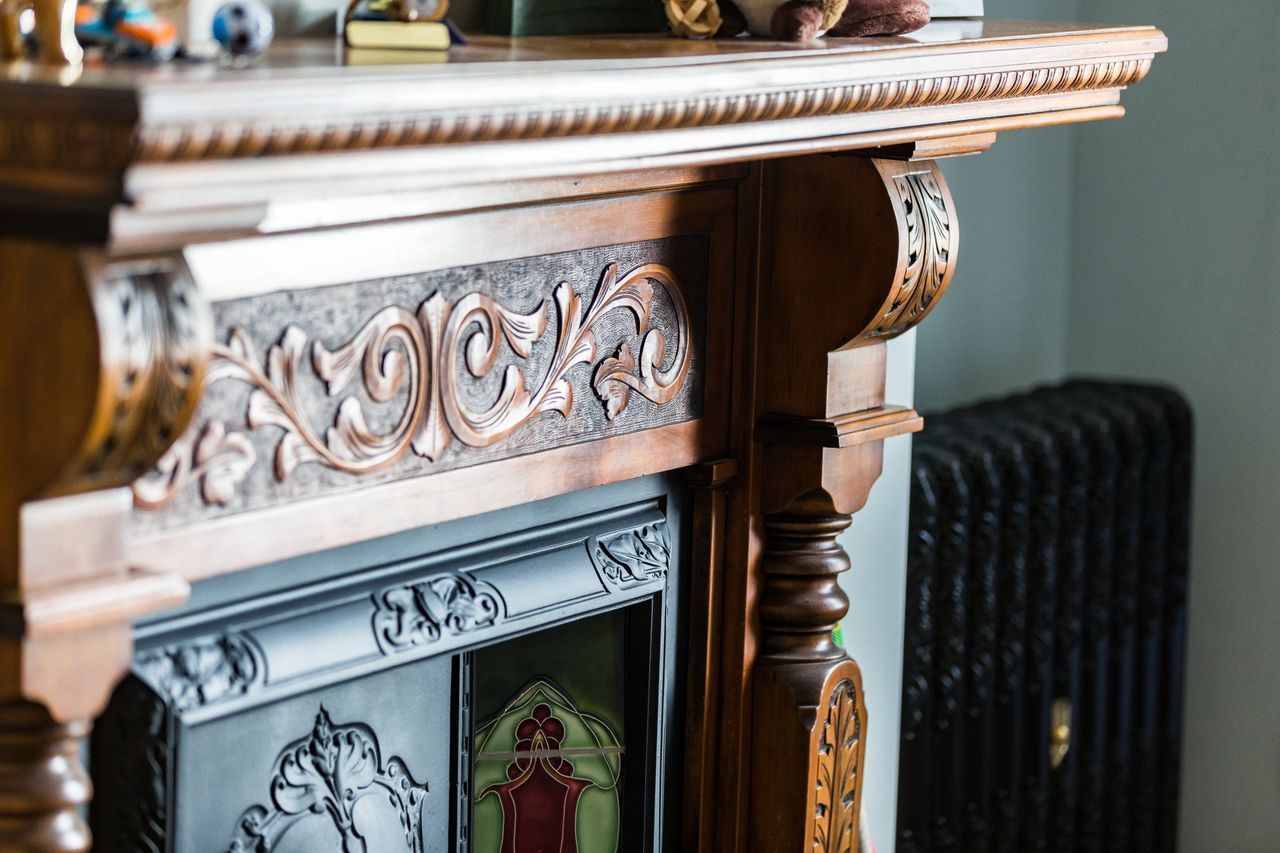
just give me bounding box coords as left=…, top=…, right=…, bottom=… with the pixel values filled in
left=0, top=240, right=209, bottom=851
left=751, top=153, right=958, bottom=851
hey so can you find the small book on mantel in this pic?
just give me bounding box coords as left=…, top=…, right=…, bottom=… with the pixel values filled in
left=345, top=19, right=452, bottom=49
left=342, top=0, right=465, bottom=50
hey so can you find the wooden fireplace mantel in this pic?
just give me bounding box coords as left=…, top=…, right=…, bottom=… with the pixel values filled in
left=0, top=20, right=1164, bottom=852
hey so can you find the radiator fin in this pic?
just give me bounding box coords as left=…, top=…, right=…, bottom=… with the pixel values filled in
left=896, top=381, right=1192, bottom=853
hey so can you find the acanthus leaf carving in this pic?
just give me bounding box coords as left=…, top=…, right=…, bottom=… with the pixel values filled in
left=814, top=678, right=864, bottom=853
left=135, top=261, right=691, bottom=509
left=595, top=342, right=639, bottom=419
left=72, top=259, right=212, bottom=494
left=372, top=573, right=503, bottom=654
left=593, top=520, right=671, bottom=587
left=871, top=167, right=955, bottom=339
left=228, top=707, right=428, bottom=853
left=134, top=632, right=265, bottom=713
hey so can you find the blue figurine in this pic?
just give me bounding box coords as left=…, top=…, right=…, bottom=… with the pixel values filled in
left=212, top=0, right=273, bottom=56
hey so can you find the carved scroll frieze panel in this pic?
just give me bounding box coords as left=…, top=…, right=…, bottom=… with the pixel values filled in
left=132, top=237, right=707, bottom=529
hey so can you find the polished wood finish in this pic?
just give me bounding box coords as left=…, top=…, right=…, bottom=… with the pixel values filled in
left=0, top=0, right=81, bottom=65
left=0, top=22, right=1164, bottom=851
left=0, top=702, right=91, bottom=851
left=683, top=458, right=739, bottom=852
left=744, top=154, right=948, bottom=849
left=129, top=182, right=739, bottom=578
left=0, top=241, right=193, bottom=852
left=753, top=503, right=868, bottom=851
left=0, top=22, right=1164, bottom=239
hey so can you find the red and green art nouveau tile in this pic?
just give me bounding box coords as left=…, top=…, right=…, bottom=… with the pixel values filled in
left=474, top=678, right=623, bottom=853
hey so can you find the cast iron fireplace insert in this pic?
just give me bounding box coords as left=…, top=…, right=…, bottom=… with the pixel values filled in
left=91, top=475, right=688, bottom=853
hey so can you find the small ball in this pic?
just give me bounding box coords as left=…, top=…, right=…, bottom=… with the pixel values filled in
left=213, top=0, right=275, bottom=57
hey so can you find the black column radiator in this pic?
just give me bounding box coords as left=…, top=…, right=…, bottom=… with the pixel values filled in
left=895, top=381, right=1192, bottom=853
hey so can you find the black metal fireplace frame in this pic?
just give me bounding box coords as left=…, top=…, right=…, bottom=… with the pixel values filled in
left=92, top=475, right=690, bottom=853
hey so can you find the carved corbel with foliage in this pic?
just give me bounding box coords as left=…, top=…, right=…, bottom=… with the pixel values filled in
left=0, top=240, right=209, bottom=851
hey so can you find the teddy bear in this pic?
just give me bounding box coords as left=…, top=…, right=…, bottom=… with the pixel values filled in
left=666, top=0, right=929, bottom=43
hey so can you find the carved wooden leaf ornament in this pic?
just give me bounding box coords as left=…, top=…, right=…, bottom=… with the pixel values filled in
left=194, top=422, right=256, bottom=506
left=596, top=342, right=638, bottom=419
left=814, top=679, right=863, bottom=852
left=133, top=421, right=257, bottom=509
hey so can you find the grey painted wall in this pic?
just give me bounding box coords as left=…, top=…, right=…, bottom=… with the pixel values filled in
left=915, top=125, right=1077, bottom=410
left=913, top=0, right=1080, bottom=411
left=1068, top=1, right=1280, bottom=848
left=914, top=0, right=1280, bottom=848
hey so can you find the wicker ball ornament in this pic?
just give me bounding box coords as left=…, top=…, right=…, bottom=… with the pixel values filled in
left=664, top=0, right=723, bottom=37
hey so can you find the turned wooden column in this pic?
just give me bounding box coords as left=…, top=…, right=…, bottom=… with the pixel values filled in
left=0, top=703, right=91, bottom=851
left=754, top=496, right=869, bottom=851
left=751, top=152, right=959, bottom=851
left=0, top=242, right=203, bottom=849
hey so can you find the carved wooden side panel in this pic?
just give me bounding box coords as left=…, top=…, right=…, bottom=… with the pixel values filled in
left=751, top=497, right=871, bottom=853
left=134, top=237, right=707, bottom=529
left=813, top=678, right=867, bottom=853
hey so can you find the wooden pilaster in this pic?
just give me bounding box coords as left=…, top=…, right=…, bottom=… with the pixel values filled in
left=0, top=241, right=205, bottom=849
left=750, top=154, right=958, bottom=851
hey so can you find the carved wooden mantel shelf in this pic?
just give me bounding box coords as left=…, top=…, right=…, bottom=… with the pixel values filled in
left=0, top=20, right=1163, bottom=853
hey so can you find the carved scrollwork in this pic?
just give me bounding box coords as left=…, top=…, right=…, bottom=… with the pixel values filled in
left=134, top=261, right=691, bottom=509
left=871, top=167, right=956, bottom=339
left=372, top=574, right=503, bottom=654
left=133, top=421, right=257, bottom=509
left=814, top=678, right=864, bottom=853
left=592, top=520, right=671, bottom=587
left=228, top=707, right=428, bottom=853
left=134, top=632, right=265, bottom=712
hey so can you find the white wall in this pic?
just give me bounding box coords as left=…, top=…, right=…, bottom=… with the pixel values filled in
left=841, top=330, right=917, bottom=852
left=913, top=1, right=1280, bottom=848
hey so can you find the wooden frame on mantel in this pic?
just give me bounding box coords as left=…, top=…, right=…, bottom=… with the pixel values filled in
left=0, top=20, right=1164, bottom=853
